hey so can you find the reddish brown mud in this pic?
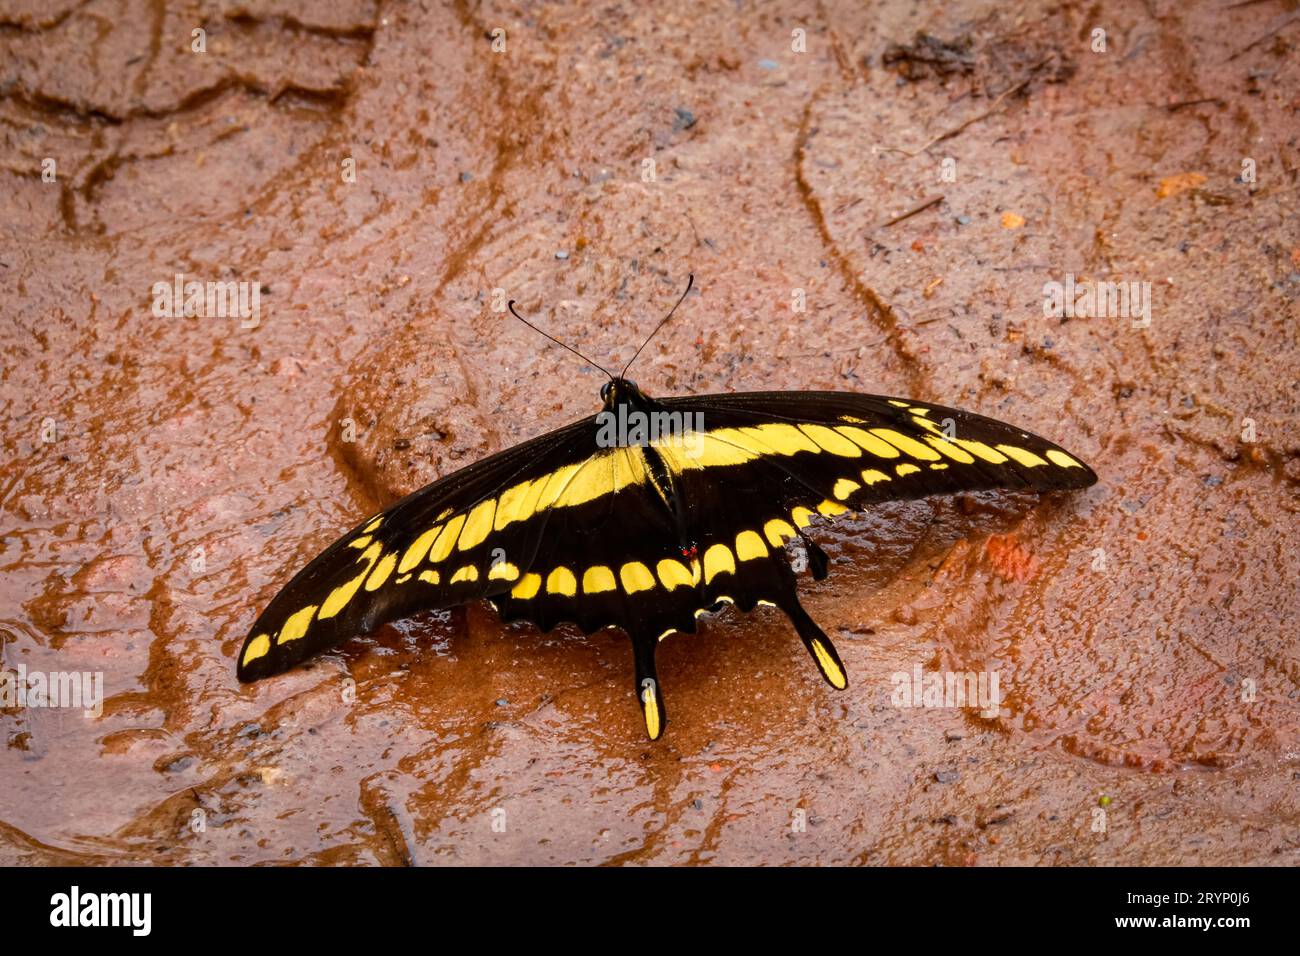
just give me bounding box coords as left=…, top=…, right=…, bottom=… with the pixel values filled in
left=0, top=0, right=1297, bottom=865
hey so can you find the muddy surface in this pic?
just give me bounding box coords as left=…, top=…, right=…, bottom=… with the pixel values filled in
left=1, top=0, right=1297, bottom=865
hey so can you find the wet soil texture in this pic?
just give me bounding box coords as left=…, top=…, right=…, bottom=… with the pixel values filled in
left=1, top=0, right=1297, bottom=864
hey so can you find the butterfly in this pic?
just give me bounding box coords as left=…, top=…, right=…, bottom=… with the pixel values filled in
left=237, top=277, right=1097, bottom=739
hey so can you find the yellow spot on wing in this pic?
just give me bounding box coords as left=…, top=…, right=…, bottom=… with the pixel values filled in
left=735, top=530, right=767, bottom=561
left=243, top=634, right=271, bottom=666
left=799, top=424, right=861, bottom=457
left=319, top=542, right=382, bottom=619
left=513, top=474, right=552, bottom=526
left=888, top=399, right=909, bottom=407
left=546, top=566, right=577, bottom=596
left=493, top=450, right=652, bottom=534
left=836, top=426, right=901, bottom=458
left=511, top=573, right=541, bottom=599
left=494, top=480, right=533, bottom=531
left=832, top=477, right=860, bottom=500
left=817, top=499, right=847, bottom=516
left=861, top=468, right=890, bottom=485
left=657, top=558, right=696, bottom=590
left=910, top=416, right=947, bottom=437
left=450, top=565, right=479, bottom=584
left=764, top=518, right=796, bottom=546
left=363, top=516, right=383, bottom=533
left=348, top=535, right=372, bottom=550
left=419, top=569, right=440, bottom=585
left=871, top=428, right=942, bottom=461
left=364, top=552, right=397, bottom=591
left=620, top=562, right=656, bottom=594
left=429, top=514, right=467, bottom=563
left=792, top=506, right=815, bottom=528
left=612, top=446, right=647, bottom=491
left=488, top=562, right=519, bottom=581
left=536, top=463, right=584, bottom=509
left=954, top=439, right=1008, bottom=464
left=702, top=544, right=736, bottom=583
left=743, top=423, right=819, bottom=456
left=457, top=498, right=497, bottom=551
left=582, top=565, right=616, bottom=593
left=1046, top=449, right=1083, bottom=469
left=926, top=435, right=975, bottom=463
left=398, top=527, right=439, bottom=573
left=996, top=445, right=1048, bottom=467
left=840, top=415, right=866, bottom=423
left=930, top=463, right=949, bottom=470
left=552, top=458, right=615, bottom=509
left=896, top=463, right=921, bottom=477
left=278, top=604, right=318, bottom=645
left=690, top=432, right=763, bottom=467
left=656, top=432, right=758, bottom=472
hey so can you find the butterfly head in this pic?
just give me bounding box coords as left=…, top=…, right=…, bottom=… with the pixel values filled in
left=600, top=377, right=648, bottom=411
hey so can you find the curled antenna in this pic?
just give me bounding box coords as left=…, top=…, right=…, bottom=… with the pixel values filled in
left=507, top=300, right=614, bottom=381
left=621, top=273, right=694, bottom=378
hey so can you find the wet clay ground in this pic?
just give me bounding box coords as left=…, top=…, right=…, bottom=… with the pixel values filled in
left=1, top=0, right=1298, bottom=865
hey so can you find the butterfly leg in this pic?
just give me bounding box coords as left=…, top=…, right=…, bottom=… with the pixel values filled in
left=631, top=633, right=667, bottom=740
left=782, top=595, right=848, bottom=691
left=798, top=532, right=830, bottom=581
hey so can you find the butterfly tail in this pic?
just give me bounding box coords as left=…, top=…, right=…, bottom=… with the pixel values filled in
left=783, top=597, right=849, bottom=690
left=632, top=634, right=667, bottom=740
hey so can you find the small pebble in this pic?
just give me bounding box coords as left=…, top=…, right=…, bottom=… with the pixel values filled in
left=935, top=770, right=960, bottom=784
left=758, top=58, right=779, bottom=71
left=555, top=250, right=569, bottom=260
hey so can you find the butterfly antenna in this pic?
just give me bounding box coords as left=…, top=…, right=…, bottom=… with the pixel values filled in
left=507, top=300, right=614, bottom=381
left=621, top=273, right=694, bottom=378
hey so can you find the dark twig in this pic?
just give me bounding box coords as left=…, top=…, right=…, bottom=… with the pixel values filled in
left=1227, top=11, right=1300, bottom=61
left=877, top=194, right=945, bottom=229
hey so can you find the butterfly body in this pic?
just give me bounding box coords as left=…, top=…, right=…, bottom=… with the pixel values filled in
left=238, top=380, right=1096, bottom=739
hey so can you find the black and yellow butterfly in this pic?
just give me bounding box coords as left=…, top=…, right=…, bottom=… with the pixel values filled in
left=238, top=281, right=1096, bottom=738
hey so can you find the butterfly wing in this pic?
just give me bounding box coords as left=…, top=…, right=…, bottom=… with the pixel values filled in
left=236, top=415, right=602, bottom=681
left=655, top=390, right=1097, bottom=504
left=634, top=390, right=1097, bottom=691
left=238, top=387, right=1097, bottom=741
